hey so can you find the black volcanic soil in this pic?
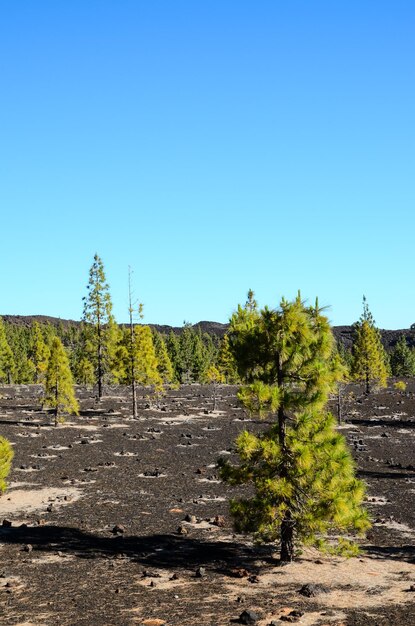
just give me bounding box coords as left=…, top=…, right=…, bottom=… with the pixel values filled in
left=0, top=382, right=414, bottom=626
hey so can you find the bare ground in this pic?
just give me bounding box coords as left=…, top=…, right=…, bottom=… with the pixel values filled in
left=0, top=382, right=414, bottom=626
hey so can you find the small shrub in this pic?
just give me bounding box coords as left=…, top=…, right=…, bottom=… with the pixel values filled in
left=0, top=436, right=14, bottom=493
left=394, top=381, right=407, bottom=392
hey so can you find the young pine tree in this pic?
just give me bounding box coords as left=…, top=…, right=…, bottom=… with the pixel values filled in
left=125, top=268, right=144, bottom=418
left=0, top=318, right=16, bottom=384
left=28, top=321, right=50, bottom=384
left=153, top=331, right=175, bottom=386
left=166, top=331, right=182, bottom=382
left=217, top=333, right=239, bottom=384
left=71, top=322, right=96, bottom=385
left=203, top=364, right=225, bottom=412
left=0, top=436, right=14, bottom=493
left=351, top=297, right=388, bottom=393
left=390, top=335, right=415, bottom=377
left=219, top=292, right=370, bottom=562
left=120, top=325, right=162, bottom=411
left=82, top=254, right=116, bottom=398
left=44, top=337, right=79, bottom=426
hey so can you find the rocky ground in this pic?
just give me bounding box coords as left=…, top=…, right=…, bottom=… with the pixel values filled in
left=0, top=382, right=414, bottom=626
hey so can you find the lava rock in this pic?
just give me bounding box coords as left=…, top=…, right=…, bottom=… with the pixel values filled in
left=298, top=583, right=329, bottom=597
left=239, top=609, right=259, bottom=624
left=195, top=566, right=206, bottom=578
left=111, top=524, right=126, bottom=535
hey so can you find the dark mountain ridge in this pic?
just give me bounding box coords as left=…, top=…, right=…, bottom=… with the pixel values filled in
left=2, top=315, right=414, bottom=351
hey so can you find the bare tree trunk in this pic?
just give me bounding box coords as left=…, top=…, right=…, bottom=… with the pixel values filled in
left=54, top=377, right=59, bottom=427
left=212, top=383, right=217, bottom=412
left=337, top=384, right=342, bottom=424
left=276, top=355, right=294, bottom=562
left=129, top=268, right=138, bottom=419
left=97, top=314, right=103, bottom=399
left=280, top=511, right=295, bottom=562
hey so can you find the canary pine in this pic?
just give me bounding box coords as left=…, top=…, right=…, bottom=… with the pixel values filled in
left=0, top=436, right=14, bottom=493
left=219, top=293, right=370, bottom=562
left=351, top=297, right=388, bottom=393
left=44, top=337, right=79, bottom=426
left=82, top=254, right=116, bottom=398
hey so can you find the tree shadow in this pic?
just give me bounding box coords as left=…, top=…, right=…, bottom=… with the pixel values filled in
left=0, top=418, right=48, bottom=428
left=0, top=525, right=271, bottom=574
left=358, top=468, right=415, bottom=480
left=363, top=544, right=415, bottom=563
left=0, top=403, right=41, bottom=412
left=348, top=418, right=415, bottom=429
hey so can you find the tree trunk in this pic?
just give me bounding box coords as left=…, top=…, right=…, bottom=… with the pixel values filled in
left=54, top=380, right=59, bottom=427
left=212, top=383, right=217, bottom=412
left=337, top=385, right=342, bottom=424
left=276, top=356, right=294, bottom=562
left=132, top=379, right=138, bottom=419
left=97, top=321, right=103, bottom=399
left=280, top=512, right=295, bottom=562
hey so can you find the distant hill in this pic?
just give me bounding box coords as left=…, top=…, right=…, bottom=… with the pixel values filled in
left=2, top=315, right=414, bottom=350
left=1, top=315, right=229, bottom=338
left=332, top=326, right=415, bottom=351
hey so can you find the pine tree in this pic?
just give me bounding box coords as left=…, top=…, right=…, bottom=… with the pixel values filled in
left=122, top=325, right=162, bottom=409
left=106, top=316, right=125, bottom=384
left=217, top=333, right=239, bottom=383
left=125, top=267, right=144, bottom=418
left=219, top=292, right=370, bottom=562
left=390, top=335, right=415, bottom=377
left=166, top=331, right=182, bottom=382
left=153, top=331, right=175, bottom=385
left=82, top=254, right=116, bottom=398
left=351, top=297, right=388, bottom=393
left=44, top=337, right=79, bottom=426
left=0, top=318, right=16, bottom=384
left=71, top=322, right=95, bottom=385
left=133, top=326, right=162, bottom=389
left=28, top=321, right=50, bottom=384
left=179, top=323, right=196, bottom=383
left=203, top=364, right=225, bottom=411
left=76, top=356, right=96, bottom=386
left=0, top=436, right=14, bottom=493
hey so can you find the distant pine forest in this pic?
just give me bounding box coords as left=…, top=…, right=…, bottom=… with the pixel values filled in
left=0, top=313, right=414, bottom=387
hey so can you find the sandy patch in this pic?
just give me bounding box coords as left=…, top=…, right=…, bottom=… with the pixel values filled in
left=114, top=451, right=138, bottom=457
left=8, top=481, right=38, bottom=489
left=197, top=495, right=225, bottom=502
left=219, top=547, right=415, bottom=616
left=137, top=473, right=167, bottom=479
left=0, top=486, right=82, bottom=516
left=34, top=553, right=75, bottom=564
left=379, top=519, right=415, bottom=537
left=365, top=495, right=389, bottom=505
left=61, top=423, right=100, bottom=431
left=159, top=411, right=224, bottom=423
left=74, top=438, right=103, bottom=445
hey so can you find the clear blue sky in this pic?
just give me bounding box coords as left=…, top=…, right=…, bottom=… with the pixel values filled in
left=1, top=1, right=414, bottom=329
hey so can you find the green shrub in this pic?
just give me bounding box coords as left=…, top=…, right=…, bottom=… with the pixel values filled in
left=0, top=436, right=14, bottom=493
left=394, top=380, right=407, bottom=392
